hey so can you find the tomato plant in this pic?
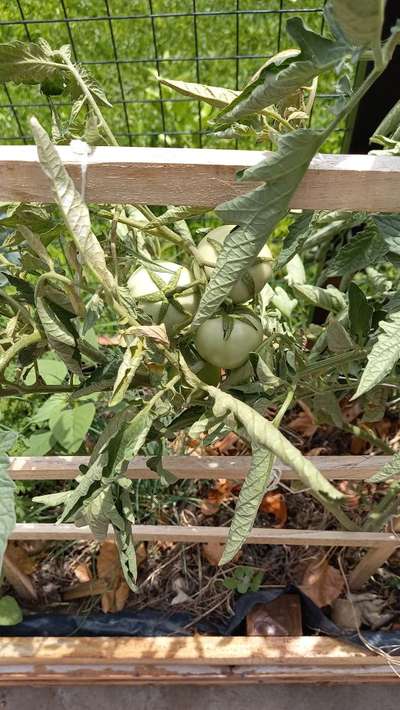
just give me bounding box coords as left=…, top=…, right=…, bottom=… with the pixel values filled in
left=1, top=1, right=400, bottom=589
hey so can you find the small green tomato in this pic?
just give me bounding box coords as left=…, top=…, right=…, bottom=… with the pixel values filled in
left=198, top=225, right=274, bottom=303
left=127, top=261, right=198, bottom=333
left=194, top=311, right=263, bottom=370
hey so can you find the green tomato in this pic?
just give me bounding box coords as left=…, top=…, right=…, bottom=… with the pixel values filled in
left=127, top=261, right=198, bottom=333
left=194, top=311, right=263, bottom=370
left=198, top=225, right=274, bottom=303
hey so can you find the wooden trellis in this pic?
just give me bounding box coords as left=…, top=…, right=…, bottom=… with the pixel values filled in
left=1, top=147, right=400, bottom=684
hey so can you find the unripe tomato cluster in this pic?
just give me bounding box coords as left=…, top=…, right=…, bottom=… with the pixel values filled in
left=127, top=225, right=274, bottom=370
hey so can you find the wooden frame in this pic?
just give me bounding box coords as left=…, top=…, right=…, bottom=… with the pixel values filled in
left=0, top=145, right=399, bottom=212
left=2, top=148, right=400, bottom=684
left=0, top=636, right=398, bottom=685
left=7, top=455, right=400, bottom=592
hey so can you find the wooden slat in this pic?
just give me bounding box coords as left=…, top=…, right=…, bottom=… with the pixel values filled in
left=1, top=146, right=400, bottom=211
left=0, top=666, right=398, bottom=686
left=8, top=455, right=390, bottom=481
left=10, top=523, right=399, bottom=548
left=349, top=542, right=399, bottom=590
left=0, top=636, right=383, bottom=667
left=0, top=637, right=398, bottom=685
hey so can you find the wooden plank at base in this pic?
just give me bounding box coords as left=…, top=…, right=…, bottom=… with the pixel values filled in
left=9, top=522, right=399, bottom=548
left=0, top=638, right=397, bottom=685
left=0, top=666, right=398, bottom=685
left=0, top=636, right=385, bottom=666
left=0, top=665, right=397, bottom=685
left=8, top=455, right=390, bottom=481
left=0, top=146, right=399, bottom=212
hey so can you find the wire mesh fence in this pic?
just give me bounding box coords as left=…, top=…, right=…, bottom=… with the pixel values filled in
left=0, top=1, right=352, bottom=150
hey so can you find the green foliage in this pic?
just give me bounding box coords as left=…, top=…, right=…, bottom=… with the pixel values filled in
left=0, top=595, right=23, bottom=626
left=1, top=3, right=400, bottom=584
left=223, top=566, right=264, bottom=594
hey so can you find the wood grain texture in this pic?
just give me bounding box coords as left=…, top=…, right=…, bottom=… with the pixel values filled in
left=0, top=635, right=382, bottom=666
left=0, top=636, right=398, bottom=685
left=0, top=637, right=398, bottom=685
left=8, top=454, right=390, bottom=481
left=1, top=146, right=399, bottom=211
left=10, top=522, right=399, bottom=548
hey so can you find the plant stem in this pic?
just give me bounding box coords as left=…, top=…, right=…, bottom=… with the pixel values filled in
left=343, top=422, right=394, bottom=456
left=64, top=58, right=118, bottom=146
left=363, top=481, right=400, bottom=532
left=0, top=290, right=35, bottom=328
left=0, top=331, right=43, bottom=376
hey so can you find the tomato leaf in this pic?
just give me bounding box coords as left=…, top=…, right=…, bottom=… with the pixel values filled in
left=369, top=451, right=400, bottom=483
left=0, top=456, right=16, bottom=575
left=192, top=129, right=323, bottom=327
left=220, top=446, right=275, bottom=565
left=36, top=296, right=82, bottom=375
left=158, top=76, right=238, bottom=108
left=330, top=0, right=385, bottom=48
left=326, top=221, right=388, bottom=276
left=0, top=39, right=66, bottom=85
left=354, top=310, right=400, bottom=399
left=206, top=386, right=346, bottom=505
left=348, top=283, right=373, bottom=343
left=30, top=117, right=115, bottom=290
left=51, top=403, right=95, bottom=453
left=292, top=283, right=346, bottom=312
left=0, top=596, right=23, bottom=626
left=215, top=18, right=348, bottom=124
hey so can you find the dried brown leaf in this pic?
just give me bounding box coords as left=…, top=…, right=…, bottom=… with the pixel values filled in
left=202, top=541, right=225, bottom=566
left=259, top=492, right=288, bottom=528
left=288, top=402, right=317, bottom=438
left=299, top=558, right=344, bottom=607
left=73, top=562, right=92, bottom=583
left=6, top=542, right=37, bottom=575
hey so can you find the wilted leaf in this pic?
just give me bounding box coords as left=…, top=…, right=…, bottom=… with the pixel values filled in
left=220, top=447, right=274, bottom=565
left=30, top=118, right=115, bottom=290
left=158, top=76, right=238, bottom=108
left=109, top=339, right=144, bottom=407
left=299, top=557, right=344, bottom=607
left=36, top=296, right=82, bottom=375
left=326, top=319, right=354, bottom=353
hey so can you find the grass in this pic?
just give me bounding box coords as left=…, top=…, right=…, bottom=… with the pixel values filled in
left=0, top=0, right=347, bottom=151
